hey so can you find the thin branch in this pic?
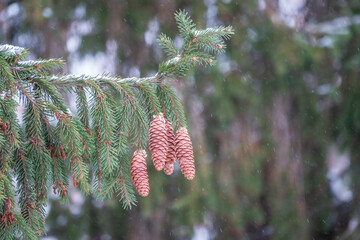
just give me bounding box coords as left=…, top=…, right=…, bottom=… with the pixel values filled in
left=182, top=39, right=194, bottom=56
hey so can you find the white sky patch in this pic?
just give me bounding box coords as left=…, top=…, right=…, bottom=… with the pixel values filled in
left=204, top=0, right=219, bottom=27
left=279, top=0, right=305, bottom=27
left=327, top=144, right=353, bottom=202
left=327, top=145, right=350, bottom=179
left=68, top=188, right=85, bottom=215
left=41, top=237, right=58, bottom=240
left=174, top=35, right=184, bottom=49
left=66, top=15, right=120, bottom=82
left=193, top=225, right=210, bottom=240
left=42, top=7, right=53, bottom=18
left=258, top=0, right=266, bottom=11
left=348, top=218, right=359, bottom=233
left=331, top=178, right=353, bottom=202
left=105, top=39, right=118, bottom=74
left=217, top=54, right=231, bottom=74
left=73, top=4, right=86, bottom=19
left=144, top=18, right=159, bottom=46
left=280, top=0, right=305, bottom=15
left=69, top=52, right=114, bottom=75
left=70, top=20, right=94, bottom=36
left=129, top=66, right=140, bottom=77
left=66, top=19, right=95, bottom=64
left=6, top=3, right=20, bottom=18
left=66, top=35, right=81, bottom=53
left=67, top=17, right=110, bottom=76
left=14, top=33, right=38, bottom=48
left=318, top=36, right=335, bottom=48
left=305, top=15, right=360, bottom=35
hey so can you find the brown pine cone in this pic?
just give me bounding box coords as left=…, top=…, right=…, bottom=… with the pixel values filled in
left=149, top=114, right=167, bottom=171
left=130, top=150, right=150, bottom=197
left=175, top=127, right=195, bottom=180
left=164, top=118, right=176, bottom=175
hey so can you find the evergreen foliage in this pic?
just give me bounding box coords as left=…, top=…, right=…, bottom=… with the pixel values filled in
left=0, top=11, right=233, bottom=239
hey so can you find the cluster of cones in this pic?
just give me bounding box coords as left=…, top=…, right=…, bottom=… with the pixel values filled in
left=130, top=113, right=195, bottom=197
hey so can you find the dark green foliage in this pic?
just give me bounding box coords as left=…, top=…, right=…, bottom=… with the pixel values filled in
left=0, top=11, right=233, bottom=239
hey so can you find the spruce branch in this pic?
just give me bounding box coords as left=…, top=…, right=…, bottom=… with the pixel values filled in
left=0, top=10, right=233, bottom=239
left=157, top=33, right=178, bottom=57
left=157, top=12, right=233, bottom=77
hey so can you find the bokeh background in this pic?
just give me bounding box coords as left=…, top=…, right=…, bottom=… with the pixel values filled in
left=1, top=0, right=360, bottom=239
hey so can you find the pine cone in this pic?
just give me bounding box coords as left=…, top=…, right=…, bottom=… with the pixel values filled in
left=149, top=114, right=167, bottom=171
left=130, top=150, right=150, bottom=197
left=164, top=161, right=174, bottom=175
left=164, top=118, right=176, bottom=175
left=175, top=127, right=195, bottom=180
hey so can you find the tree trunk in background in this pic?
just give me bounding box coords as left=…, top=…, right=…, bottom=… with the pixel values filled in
left=269, top=94, right=308, bottom=239
left=0, top=2, right=10, bottom=43
left=127, top=208, right=167, bottom=240
left=107, top=0, right=123, bottom=75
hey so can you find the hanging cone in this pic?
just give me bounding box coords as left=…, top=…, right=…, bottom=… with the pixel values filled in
left=175, top=127, right=195, bottom=180
left=164, top=118, right=176, bottom=175
left=164, top=161, right=174, bottom=175
left=130, top=150, right=150, bottom=197
left=149, top=114, right=167, bottom=171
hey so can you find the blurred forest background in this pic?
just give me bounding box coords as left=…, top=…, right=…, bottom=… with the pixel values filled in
left=1, top=0, right=360, bottom=239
